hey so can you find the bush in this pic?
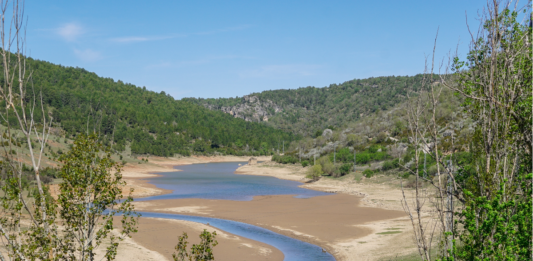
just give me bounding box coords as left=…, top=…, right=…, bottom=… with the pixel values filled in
left=272, top=154, right=298, bottom=164
left=318, top=156, right=336, bottom=175
left=362, top=169, right=374, bottom=178
left=356, top=152, right=371, bottom=164
left=335, top=148, right=353, bottom=163
left=339, top=163, right=353, bottom=176
left=381, top=160, right=395, bottom=171
left=306, top=165, right=323, bottom=181
left=301, top=160, right=309, bottom=167
left=399, top=172, right=410, bottom=179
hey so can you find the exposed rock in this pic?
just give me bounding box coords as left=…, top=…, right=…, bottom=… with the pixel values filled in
left=301, top=141, right=342, bottom=158
left=248, top=157, right=257, bottom=165
left=442, top=129, right=454, bottom=137
left=322, top=129, right=333, bottom=139
left=204, top=95, right=282, bottom=122
left=398, top=143, right=408, bottom=152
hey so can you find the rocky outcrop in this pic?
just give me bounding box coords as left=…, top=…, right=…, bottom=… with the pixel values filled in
left=302, top=141, right=342, bottom=158
left=204, top=95, right=282, bottom=122
left=248, top=157, right=257, bottom=165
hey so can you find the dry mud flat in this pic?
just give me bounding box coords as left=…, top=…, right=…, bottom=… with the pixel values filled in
left=120, top=156, right=418, bottom=261
left=127, top=217, right=283, bottom=261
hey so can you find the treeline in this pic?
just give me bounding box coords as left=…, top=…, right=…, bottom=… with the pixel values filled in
left=1, top=58, right=297, bottom=156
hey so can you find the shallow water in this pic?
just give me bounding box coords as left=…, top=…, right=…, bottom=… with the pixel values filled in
left=139, top=162, right=330, bottom=201
left=139, top=162, right=336, bottom=261
left=139, top=211, right=336, bottom=261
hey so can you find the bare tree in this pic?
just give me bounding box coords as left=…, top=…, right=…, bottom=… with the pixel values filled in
left=0, top=1, right=139, bottom=260
left=0, top=0, right=58, bottom=259
left=401, top=0, right=531, bottom=260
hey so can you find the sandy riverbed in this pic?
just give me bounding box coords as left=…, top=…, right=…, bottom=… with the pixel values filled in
left=115, top=156, right=420, bottom=261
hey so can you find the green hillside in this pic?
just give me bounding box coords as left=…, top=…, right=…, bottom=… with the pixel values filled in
left=184, top=74, right=440, bottom=136
left=12, top=58, right=297, bottom=156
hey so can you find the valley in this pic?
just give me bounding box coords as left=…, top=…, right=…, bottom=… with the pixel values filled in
left=0, top=1, right=530, bottom=260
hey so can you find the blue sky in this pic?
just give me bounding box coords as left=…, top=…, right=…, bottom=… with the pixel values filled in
left=27, top=0, right=486, bottom=99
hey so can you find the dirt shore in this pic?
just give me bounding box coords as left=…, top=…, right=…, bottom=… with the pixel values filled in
left=133, top=194, right=412, bottom=261
left=117, top=156, right=420, bottom=260
left=121, top=155, right=271, bottom=198
left=129, top=217, right=284, bottom=261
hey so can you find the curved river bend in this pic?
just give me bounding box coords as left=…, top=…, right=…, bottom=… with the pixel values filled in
left=139, top=162, right=336, bottom=261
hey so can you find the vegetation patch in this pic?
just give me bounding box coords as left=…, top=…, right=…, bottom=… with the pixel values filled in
left=376, top=231, right=402, bottom=235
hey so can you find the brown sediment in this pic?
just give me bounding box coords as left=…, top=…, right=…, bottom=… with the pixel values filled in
left=122, top=156, right=418, bottom=260
left=121, top=155, right=271, bottom=198
left=129, top=217, right=284, bottom=261
left=132, top=193, right=407, bottom=261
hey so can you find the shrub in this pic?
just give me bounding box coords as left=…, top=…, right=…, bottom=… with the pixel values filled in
left=362, top=169, right=374, bottom=178
left=381, top=160, right=395, bottom=171
left=339, top=163, right=353, bottom=176
left=318, top=156, right=336, bottom=175
left=272, top=154, right=298, bottom=164
left=335, top=148, right=353, bottom=163
left=399, top=172, right=410, bottom=179
left=306, top=165, right=323, bottom=181
left=301, top=160, right=309, bottom=167
left=356, top=152, right=371, bottom=164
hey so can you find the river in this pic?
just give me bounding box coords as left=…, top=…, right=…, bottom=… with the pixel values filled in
left=138, top=162, right=336, bottom=261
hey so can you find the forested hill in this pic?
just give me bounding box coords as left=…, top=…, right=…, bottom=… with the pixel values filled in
left=17, top=58, right=297, bottom=156
left=184, top=75, right=440, bottom=136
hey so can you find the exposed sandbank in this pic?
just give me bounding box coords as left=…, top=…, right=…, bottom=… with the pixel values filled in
left=133, top=193, right=411, bottom=261
left=121, top=155, right=271, bottom=198
left=121, top=156, right=418, bottom=260
left=128, top=217, right=284, bottom=261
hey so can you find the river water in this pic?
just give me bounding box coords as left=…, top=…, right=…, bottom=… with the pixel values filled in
left=138, top=162, right=330, bottom=201
left=140, top=162, right=335, bottom=261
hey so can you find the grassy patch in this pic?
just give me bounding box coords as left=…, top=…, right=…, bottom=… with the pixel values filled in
left=376, top=231, right=402, bottom=235
left=353, top=172, right=363, bottom=182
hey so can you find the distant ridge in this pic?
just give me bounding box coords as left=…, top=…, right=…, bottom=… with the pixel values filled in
left=184, top=74, right=439, bottom=136
left=13, top=57, right=297, bottom=156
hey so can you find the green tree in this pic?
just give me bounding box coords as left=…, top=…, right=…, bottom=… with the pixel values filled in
left=306, top=164, right=323, bottom=181
left=441, top=1, right=532, bottom=259
left=57, top=133, right=139, bottom=260
left=173, top=230, right=218, bottom=261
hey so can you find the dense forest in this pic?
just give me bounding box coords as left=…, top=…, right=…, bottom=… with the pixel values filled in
left=5, top=58, right=298, bottom=156
left=185, top=74, right=440, bottom=136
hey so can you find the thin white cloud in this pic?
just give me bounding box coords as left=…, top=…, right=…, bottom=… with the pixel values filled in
left=110, top=35, right=184, bottom=43
left=57, top=23, right=83, bottom=41
left=111, top=25, right=251, bottom=43
left=112, top=36, right=150, bottom=43
left=239, top=64, right=321, bottom=78
left=145, top=55, right=252, bottom=70
left=73, top=49, right=102, bottom=62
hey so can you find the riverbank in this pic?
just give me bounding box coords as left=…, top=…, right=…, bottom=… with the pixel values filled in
left=119, top=156, right=419, bottom=261
left=233, top=160, right=422, bottom=260
left=121, top=155, right=272, bottom=198
left=129, top=217, right=284, bottom=261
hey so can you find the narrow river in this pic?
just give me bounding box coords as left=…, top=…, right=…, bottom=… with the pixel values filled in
left=138, top=162, right=336, bottom=261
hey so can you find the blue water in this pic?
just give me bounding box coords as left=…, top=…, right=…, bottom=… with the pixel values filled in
left=139, top=162, right=336, bottom=261
left=138, top=162, right=330, bottom=201
left=139, top=211, right=335, bottom=261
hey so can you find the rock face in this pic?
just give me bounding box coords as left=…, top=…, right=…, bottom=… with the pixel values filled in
left=204, top=95, right=282, bottom=122
left=322, top=129, right=333, bottom=139
left=248, top=157, right=258, bottom=165
left=302, top=141, right=342, bottom=158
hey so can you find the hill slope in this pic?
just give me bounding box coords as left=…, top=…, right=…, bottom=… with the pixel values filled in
left=16, top=58, right=297, bottom=156
left=184, top=75, right=440, bottom=136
